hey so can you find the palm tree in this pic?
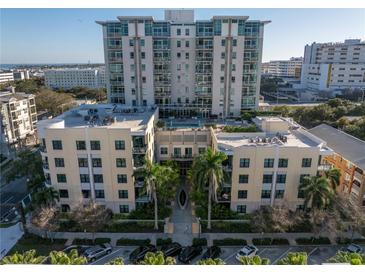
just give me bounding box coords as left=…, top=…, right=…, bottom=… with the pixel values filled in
left=139, top=251, right=176, bottom=265
left=133, top=159, right=179, bottom=230
left=197, top=258, right=225, bottom=265
left=239, top=255, right=270, bottom=265
left=32, top=187, right=59, bottom=208
left=277, top=252, right=308, bottom=265
left=106, top=257, right=124, bottom=265
left=189, top=148, right=227, bottom=230
left=328, top=251, right=365, bottom=265
left=49, top=250, right=87, bottom=265
left=0, top=250, right=45, bottom=264
left=324, top=168, right=341, bottom=191
left=299, top=176, right=333, bottom=210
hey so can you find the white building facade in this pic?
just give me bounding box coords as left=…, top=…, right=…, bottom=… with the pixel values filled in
left=97, top=10, right=270, bottom=118
left=0, top=72, right=14, bottom=83
left=44, top=68, right=106, bottom=90
left=263, top=57, right=303, bottom=78
left=300, top=39, right=365, bottom=91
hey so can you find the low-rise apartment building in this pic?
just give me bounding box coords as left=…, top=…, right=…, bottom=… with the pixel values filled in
left=39, top=105, right=334, bottom=214
left=309, top=123, right=365, bottom=207
left=0, top=72, right=14, bottom=83
left=262, top=57, right=303, bottom=78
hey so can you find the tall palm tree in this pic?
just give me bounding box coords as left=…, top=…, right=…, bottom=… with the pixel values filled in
left=189, top=148, right=227, bottom=230
left=49, top=250, right=87, bottom=265
left=299, top=176, right=333, bottom=210
left=133, top=159, right=179, bottom=230
left=0, top=250, right=45, bottom=264
left=32, top=187, right=59, bottom=208
left=324, top=168, right=341, bottom=191
left=139, top=251, right=176, bottom=265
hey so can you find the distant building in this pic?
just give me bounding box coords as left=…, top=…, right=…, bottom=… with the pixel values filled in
left=44, top=68, right=106, bottom=90
left=309, top=123, right=365, bottom=207
left=13, top=70, right=30, bottom=81
left=300, top=39, right=365, bottom=92
left=262, top=57, right=303, bottom=78
left=0, top=72, right=14, bottom=83
left=0, top=88, right=38, bottom=148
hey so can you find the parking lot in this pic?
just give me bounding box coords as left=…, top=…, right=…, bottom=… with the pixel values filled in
left=89, top=244, right=365, bottom=265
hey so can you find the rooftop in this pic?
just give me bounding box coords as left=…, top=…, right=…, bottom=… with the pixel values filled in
left=308, top=123, right=365, bottom=170
left=37, top=104, right=157, bottom=132
left=0, top=91, right=34, bottom=103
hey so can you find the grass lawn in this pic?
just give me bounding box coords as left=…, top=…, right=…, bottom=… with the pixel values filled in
left=9, top=234, right=67, bottom=256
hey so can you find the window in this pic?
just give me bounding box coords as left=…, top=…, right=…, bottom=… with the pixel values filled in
left=117, top=174, right=127, bottom=184
left=92, top=158, right=102, bottom=168
left=276, top=174, right=286, bottom=184
left=82, top=190, right=90, bottom=199
left=185, top=147, right=193, bottom=156
left=174, top=147, right=181, bottom=156
left=177, top=28, right=181, bottom=35
left=232, top=52, right=236, bottom=59
left=240, top=158, right=250, bottom=168
left=129, top=39, right=134, bottom=46
left=160, top=147, right=168, bottom=155
left=300, top=174, right=310, bottom=183
left=185, top=52, right=189, bottom=60
left=141, top=52, right=146, bottom=59
left=297, top=189, right=305, bottom=199
left=239, top=174, right=249, bottom=184
left=54, top=158, right=65, bottom=167
left=130, top=52, right=134, bottom=59
left=185, top=41, right=190, bottom=47
left=177, top=52, right=181, bottom=58
left=237, top=205, right=246, bottom=213
left=95, top=190, right=105, bottom=199
left=177, top=40, right=181, bottom=47
left=220, top=76, right=224, bottom=83
left=261, top=190, right=271, bottom=199
left=93, top=174, right=103, bottom=183
left=52, top=140, right=62, bottom=150
left=59, top=190, right=69, bottom=198
left=238, top=190, right=248, bottom=199
left=119, top=205, right=129, bottom=213
left=115, top=140, right=125, bottom=150
left=90, top=140, right=100, bottom=150
left=264, top=158, right=274, bottom=168
left=198, top=147, right=206, bottom=154
left=221, top=52, right=225, bottom=59
left=118, top=190, right=128, bottom=199
left=80, top=174, right=90, bottom=183
left=221, top=40, right=226, bottom=47
left=78, top=158, right=88, bottom=167
left=302, top=158, right=312, bottom=167
left=232, top=39, right=237, bottom=46
left=278, top=158, right=288, bottom=168
left=263, top=174, right=273, bottom=184
left=116, top=158, right=127, bottom=168
left=275, top=190, right=285, bottom=199
left=76, top=140, right=86, bottom=150
left=185, top=28, right=189, bottom=36
left=140, top=39, right=145, bottom=47
left=57, top=174, right=67, bottom=183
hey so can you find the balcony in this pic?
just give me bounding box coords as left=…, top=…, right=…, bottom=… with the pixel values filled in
left=133, top=146, right=147, bottom=154
left=317, top=164, right=332, bottom=171
left=217, top=193, right=231, bottom=203
left=171, top=154, right=194, bottom=160
left=39, top=146, right=47, bottom=153
left=222, top=165, right=232, bottom=172
left=134, top=180, right=144, bottom=187
left=42, top=162, right=49, bottom=170
left=135, top=195, right=151, bottom=203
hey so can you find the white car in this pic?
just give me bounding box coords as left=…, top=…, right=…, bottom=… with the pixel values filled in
left=235, top=245, right=259, bottom=261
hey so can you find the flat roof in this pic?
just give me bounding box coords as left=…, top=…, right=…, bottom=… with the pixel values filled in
left=0, top=92, right=34, bottom=103
left=308, top=123, right=365, bottom=170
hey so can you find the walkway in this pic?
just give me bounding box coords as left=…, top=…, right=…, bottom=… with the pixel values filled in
left=170, top=180, right=194, bottom=246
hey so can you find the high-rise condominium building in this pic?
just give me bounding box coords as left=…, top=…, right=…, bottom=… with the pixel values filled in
left=97, top=10, right=270, bottom=118
left=300, top=39, right=365, bottom=91
left=44, top=68, right=106, bottom=90
left=262, top=57, right=303, bottom=78
left=38, top=104, right=333, bottom=214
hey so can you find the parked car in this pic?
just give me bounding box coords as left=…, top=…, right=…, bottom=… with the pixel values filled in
left=129, top=245, right=157, bottom=264
left=235, top=245, right=258, bottom=261
left=84, top=243, right=112, bottom=262
left=160, top=242, right=183, bottom=257
left=341, top=244, right=363, bottom=254
left=201, top=246, right=221, bottom=259
left=178, top=246, right=203, bottom=264
left=62, top=245, right=90, bottom=256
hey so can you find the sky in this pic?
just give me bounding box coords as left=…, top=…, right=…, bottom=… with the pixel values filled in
left=0, top=8, right=364, bottom=64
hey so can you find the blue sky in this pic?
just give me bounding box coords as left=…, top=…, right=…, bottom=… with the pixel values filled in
left=0, top=8, right=364, bottom=64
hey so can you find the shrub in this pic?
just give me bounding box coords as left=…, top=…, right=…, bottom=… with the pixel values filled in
left=128, top=204, right=172, bottom=220
left=222, top=125, right=259, bottom=133
left=287, top=219, right=312, bottom=233
left=192, top=238, right=207, bottom=246
left=18, top=234, right=67, bottom=245
left=336, top=238, right=365, bottom=245
left=72, top=238, right=93, bottom=245
left=271, top=238, right=290, bottom=245
left=156, top=238, right=172, bottom=246
left=116, top=238, right=151, bottom=246
left=202, top=221, right=252, bottom=233
left=295, top=237, right=331, bottom=245
left=104, top=221, right=164, bottom=233
left=213, top=238, right=247, bottom=246
left=95, top=238, right=111, bottom=244
left=252, top=238, right=271, bottom=245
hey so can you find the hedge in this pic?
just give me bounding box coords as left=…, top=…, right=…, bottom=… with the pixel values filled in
left=116, top=238, right=151, bottom=246
left=104, top=221, right=164, bottom=233
left=271, top=238, right=290, bottom=245
left=202, top=221, right=252, bottom=233
left=192, top=238, right=207, bottom=247
left=295, top=237, right=331, bottom=245
left=156, top=238, right=172, bottom=246
left=213, top=238, right=247, bottom=246
left=252, top=238, right=272, bottom=245
left=336, top=237, right=365, bottom=245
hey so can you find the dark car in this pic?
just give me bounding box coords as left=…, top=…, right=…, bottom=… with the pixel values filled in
left=340, top=244, right=363, bottom=254
left=201, top=246, right=221, bottom=260
left=178, top=246, right=203, bottom=264
left=160, top=242, right=182, bottom=257
left=129, top=245, right=157, bottom=264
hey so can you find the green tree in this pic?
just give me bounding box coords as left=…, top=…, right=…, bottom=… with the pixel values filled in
left=197, top=258, right=226, bottom=265
left=277, top=252, right=308, bottom=265
left=31, top=187, right=60, bottom=208
left=0, top=250, right=45, bottom=264
left=324, top=168, right=341, bottom=191
left=49, top=249, right=87, bottom=265
left=106, top=257, right=125, bottom=265
left=133, top=159, right=179, bottom=230
left=35, top=88, right=75, bottom=116
left=299, top=176, right=333, bottom=210
left=238, top=255, right=270, bottom=265
left=328, top=251, right=365, bottom=265
left=139, top=251, right=176, bottom=265
left=189, top=147, right=227, bottom=230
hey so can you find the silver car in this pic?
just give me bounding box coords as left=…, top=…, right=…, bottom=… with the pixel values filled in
left=84, top=243, right=112, bottom=262
left=235, top=245, right=258, bottom=261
